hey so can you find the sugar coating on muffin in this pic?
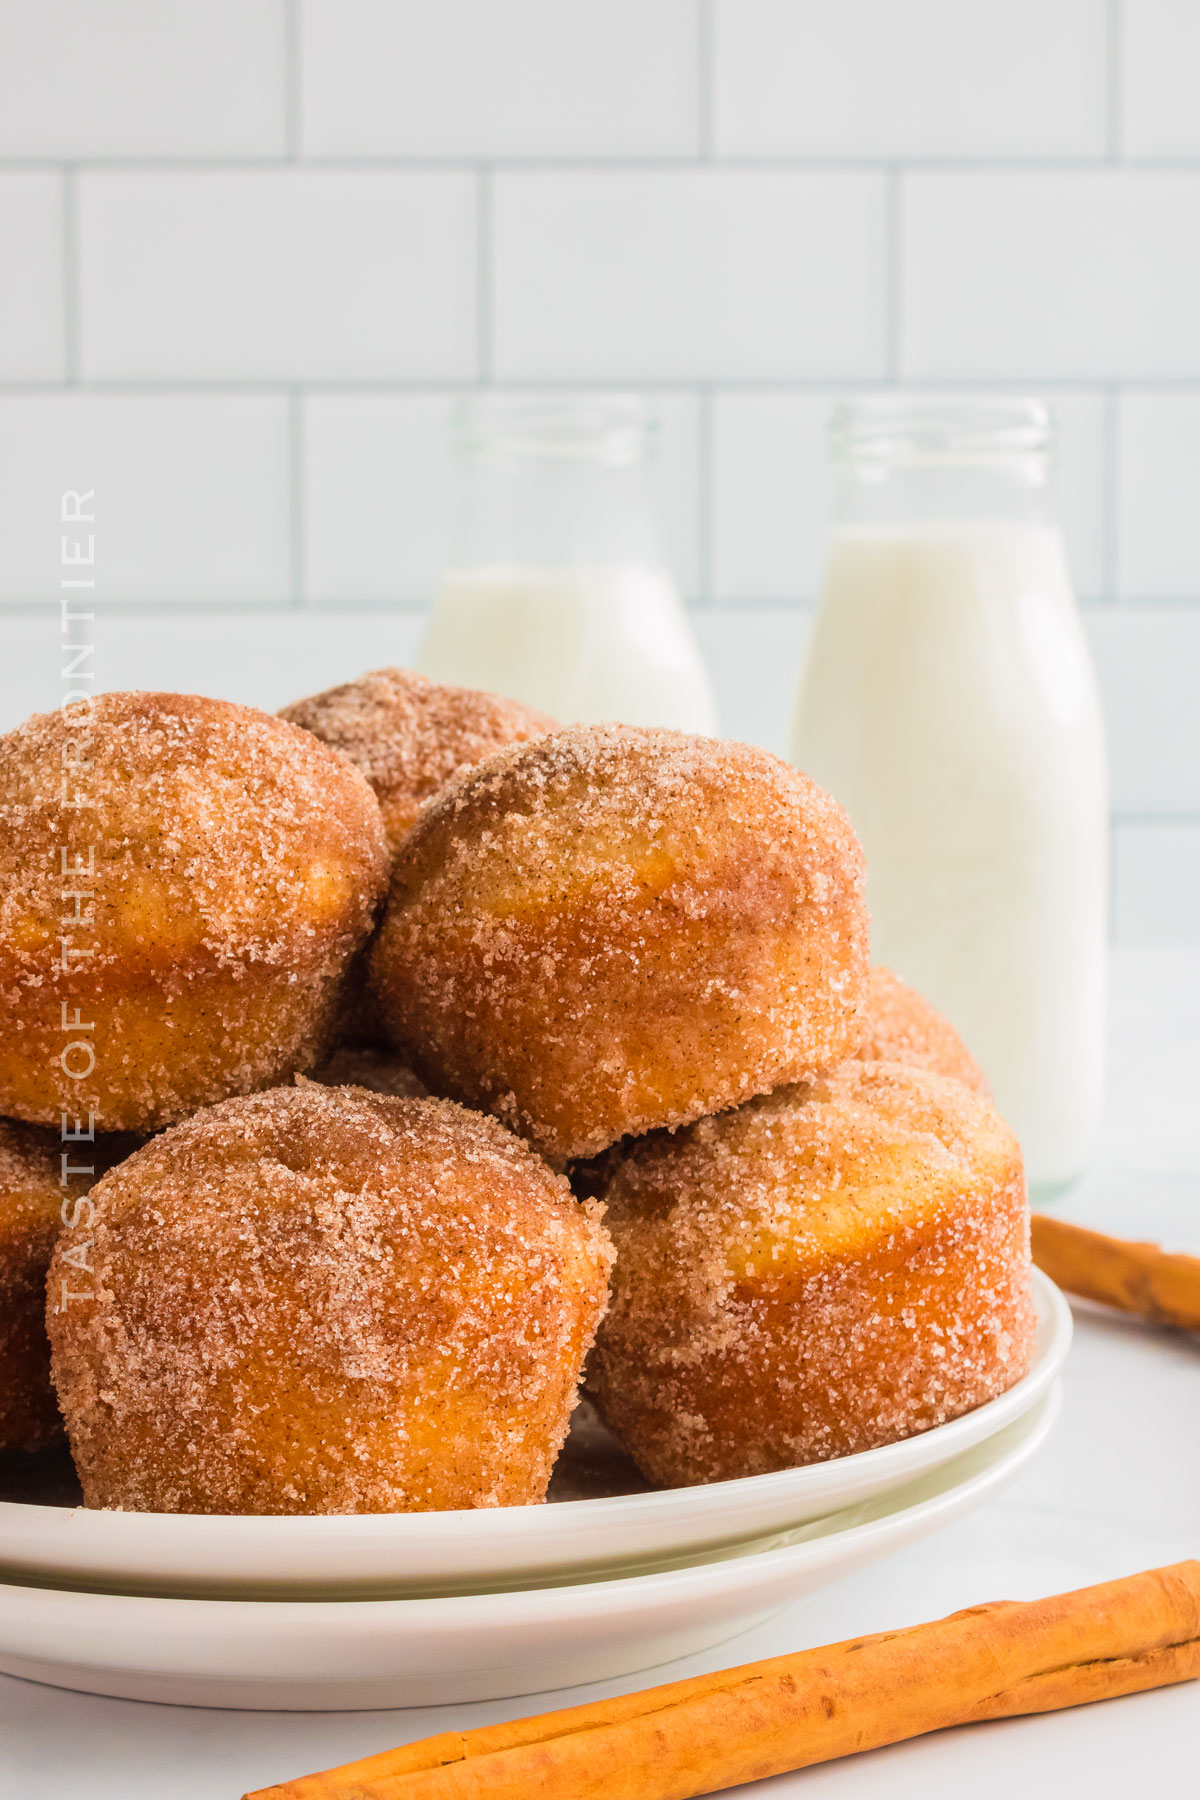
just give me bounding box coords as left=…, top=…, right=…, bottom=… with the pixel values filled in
left=855, top=965, right=989, bottom=1093
left=0, top=692, right=390, bottom=1131
left=587, top=1060, right=1036, bottom=1486
left=48, top=1083, right=614, bottom=1514
left=370, top=724, right=870, bottom=1163
left=281, top=667, right=557, bottom=855
left=0, top=1120, right=137, bottom=1451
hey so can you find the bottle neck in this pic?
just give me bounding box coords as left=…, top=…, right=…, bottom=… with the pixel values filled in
left=830, top=455, right=1055, bottom=532
left=449, top=451, right=664, bottom=571
left=828, top=395, right=1057, bottom=534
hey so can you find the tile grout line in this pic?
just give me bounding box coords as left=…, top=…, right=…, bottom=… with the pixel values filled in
left=15, top=154, right=1200, bottom=175
left=287, top=390, right=306, bottom=607
left=7, top=597, right=1194, bottom=631
left=1106, top=0, right=1123, bottom=162
left=696, top=385, right=713, bottom=606
left=1103, top=385, right=1121, bottom=603
left=284, top=0, right=301, bottom=161
left=477, top=168, right=492, bottom=383
left=885, top=164, right=902, bottom=383
left=61, top=166, right=79, bottom=385
left=12, top=378, right=1194, bottom=398
left=697, top=0, right=714, bottom=161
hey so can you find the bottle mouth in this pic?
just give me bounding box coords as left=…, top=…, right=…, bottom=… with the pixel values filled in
left=455, top=394, right=654, bottom=466
left=830, top=395, right=1054, bottom=468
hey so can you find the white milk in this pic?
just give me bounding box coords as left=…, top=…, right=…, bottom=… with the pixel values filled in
left=791, top=522, right=1107, bottom=1194
left=417, top=564, right=717, bottom=733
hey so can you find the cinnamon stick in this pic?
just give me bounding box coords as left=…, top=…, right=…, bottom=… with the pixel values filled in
left=245, top=1561, right=1200, bottom=1800
left=1031, top=1213, right=1200, bottom=1333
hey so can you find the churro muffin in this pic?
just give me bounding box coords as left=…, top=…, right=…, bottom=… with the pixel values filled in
left=281, top=667, right=556, bottom=857
left=370, top=726, right=869, bottom=1164
left=588, top=1062, right=1035, bottom=1485
left=0, top=1120, right=137, bottom=1451
left=48, top=1084, right=613, bottom=1514
left=855, top=966, right=988, bottom=1093
left=284, top=669, right=555, bottom=1051
left=0, top=693, right=389, bottom=1131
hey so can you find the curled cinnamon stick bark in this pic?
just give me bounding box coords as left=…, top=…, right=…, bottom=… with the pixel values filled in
left=1031, top=1214, right=1200, bottom=1333
left=246, top=1561, right=1200, bottom=1800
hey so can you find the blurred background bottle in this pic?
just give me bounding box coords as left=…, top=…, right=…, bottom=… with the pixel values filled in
left=417, top=394, right=715, bottom=733
left=791, top=396, right=1107, bottom=1199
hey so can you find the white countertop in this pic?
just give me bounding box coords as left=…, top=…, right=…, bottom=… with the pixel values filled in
left=2, top=946, right=1197, bottom=1799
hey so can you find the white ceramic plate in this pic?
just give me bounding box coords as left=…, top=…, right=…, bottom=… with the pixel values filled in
left=0, top=1387, right=1059, bottom=1711
left=0, top=1270, right=1070, bottom=1600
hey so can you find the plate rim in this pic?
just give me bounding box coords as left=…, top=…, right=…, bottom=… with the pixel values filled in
left=0, top=1386, right=1060, bottom=1631
left=0, top=1269, right=1070, bottom=1550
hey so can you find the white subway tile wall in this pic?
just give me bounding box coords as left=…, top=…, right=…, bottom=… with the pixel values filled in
left=1120, top=0, right=1200, bottom=158
left=0, top=394, right=291, bottom=604
left=1113, top=823, right=1200, bottom=944
left=1086, top=610, right=1200, bottom=815
left=901, top=172, right=1200, bottom=380
left=0, top=2, right=287, bottom=160
left=79, top=171, right=478, bottom=381
left=712, top=0, right=1108, bottom=160
left=1117, top=392, right=1200, bottom=599
left=491, top=171, right=888, bottom=379
left=0, top=174, right=64, bottom=380
left=0, top=0, right=1196, bottom=941
left=300, top=0, right=700, bottom=159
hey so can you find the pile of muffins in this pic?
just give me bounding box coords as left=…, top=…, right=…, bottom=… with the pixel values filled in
left=0, top=671, right=1036, bottom=1514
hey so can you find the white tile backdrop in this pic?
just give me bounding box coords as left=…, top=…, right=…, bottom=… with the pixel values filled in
left=0, top=0, right=1197, bottom=941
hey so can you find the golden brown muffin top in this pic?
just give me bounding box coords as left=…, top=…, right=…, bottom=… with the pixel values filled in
left=374, top=723, right=869, bottom=1161
left=602, top=1060, right=1023, bottom=1295
left=0, top=690, right=389, bottom=977
left=280, top=667, right=557, bottom=851
left=0, top=1120, right=64, bottom=1268
left=855, top=966, right=989, bottom=1094
left=50, top=1083, right=613, bottom=1510
left=0, top=1118, right=138, bottom=1273
left=589, top=1060, right=1034, bottom=1484
left=396, top=720, right=862, bottom=891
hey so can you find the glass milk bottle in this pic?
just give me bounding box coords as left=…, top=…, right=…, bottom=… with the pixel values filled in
left=417, top=394, right=715, bottom=732
left=791, top=397, right=1107, bottom=1197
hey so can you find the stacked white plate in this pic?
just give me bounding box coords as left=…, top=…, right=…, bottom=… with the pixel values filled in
left=0, top=1270, right=1071, bottom=1710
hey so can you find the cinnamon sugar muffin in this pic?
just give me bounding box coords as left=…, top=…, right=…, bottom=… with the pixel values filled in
left=0, top=1120, right=137, bottom=1451
left=48, top=1084, right=613, bottom=1514
left=855, top=966, right=988, bottom=1093
left=280, top=667, right=556, bottom=857
left=587, top=1061, right=1035, bottom=1486
left=370, top=726, right=869, bottom=1164
left=0, top=693, right=389, bottom=1131
left=284, top=669, right=555, bottom=1050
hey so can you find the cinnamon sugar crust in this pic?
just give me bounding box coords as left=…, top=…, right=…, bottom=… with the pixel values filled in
left=280, top=667, right=557, bottom=856
left=854, top=966, right=989, bottom=1094
left=0, top=692, right=390, bottom=1131
left=284, top=669, right=555, bottom=1054
left=587, top=1061, right=1036, bottom=1486
left=0, top=1120, right=138, bottom=1451
left=47, top=1083, right=614, bottom=1514
left=369, top=725, right=870, bottom=1164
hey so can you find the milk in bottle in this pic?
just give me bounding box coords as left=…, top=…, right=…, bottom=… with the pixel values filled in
left=418, top=396, right=715, bottom=734
left=791, top=398, right=1107, bottom=1196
